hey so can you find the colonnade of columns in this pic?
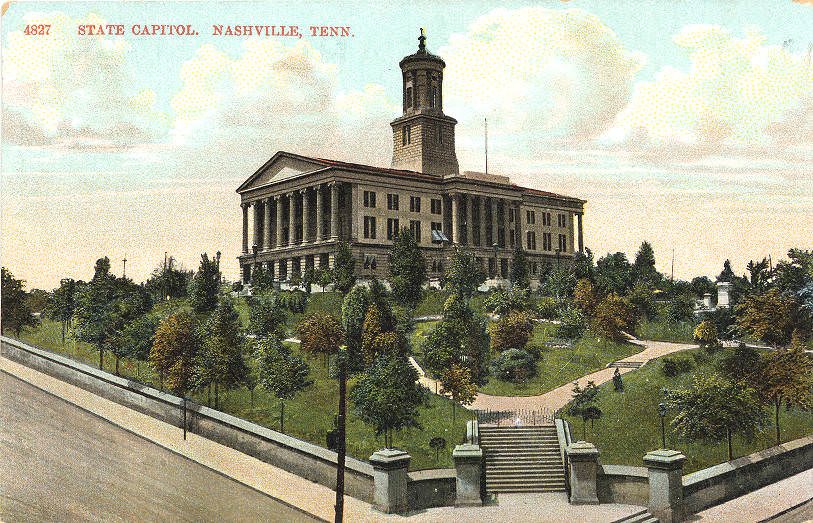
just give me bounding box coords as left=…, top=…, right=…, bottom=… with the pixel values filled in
left=241, top=182, right=340, bottom=254
left=447, top=193, right=521, bottom=250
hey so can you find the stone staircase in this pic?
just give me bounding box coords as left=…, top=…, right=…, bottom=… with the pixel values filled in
left=608, top=361, right=645, bottom=369
left=479, top=424, right=566, bottom=493
left=613, top=508, right=659, bottom=523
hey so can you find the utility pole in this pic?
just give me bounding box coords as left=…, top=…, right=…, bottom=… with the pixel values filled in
left=484, top=117, right=488, bottom=175
left=671, top=248, right=675, bottom=282
left=122, top=254, right=127, bottom=278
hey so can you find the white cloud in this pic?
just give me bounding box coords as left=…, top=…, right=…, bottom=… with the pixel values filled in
left=608, top=25, right=812, bottom=151
left=440, top=7, right=644, bottom=145
left=2, top=11, right=168, bottom=149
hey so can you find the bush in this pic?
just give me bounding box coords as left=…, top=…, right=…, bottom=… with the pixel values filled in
left=483, top=287, right=532, bottom=316
left=279, top=290, right=307, bottom=313
left=489, top=348, right=537, bottom=382
left=490, top=311, right=534, bottom=351
left=661, top=356, right=694, bottom=377
left=693, top=320, right=718, bottom=347
left=556, top=305, right=587, bottom=340
left=717, top=344, right=762, bottom=383
left=536, top=297, right=559, bottom=320
left=665, top=298, right=695, bottom=324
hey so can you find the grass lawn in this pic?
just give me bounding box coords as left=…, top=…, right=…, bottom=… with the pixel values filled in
left=562, top=347, right=813, bottom=474
left=478, top=327, right=643, bottom=397
left=235, top=291, right=345, bottom=337
left=636, top=318, right=696, bottom=344
left=14, top=318, right=467, bottom=471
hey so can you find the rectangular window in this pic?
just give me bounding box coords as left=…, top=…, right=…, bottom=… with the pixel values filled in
left=527, top=231, right=537, bottom=251
left=431, top=222, right=442, bottom=243
left=387, top=218, right=399, bottom=240
left=526, top=210, right=535, bottom=224
left=364, top=216, right=376, bottom=239
left=387, top=193, right=399, bottom=211
left=542, top=212, right=551, bottom=226
left=543, top=232, right=552, bottom=251
left=410, top=196, right=421, bottom=213
left=363, top=191, right=376, bottom=208
left=559, top=233, right=567, bottom=251
left=410, top=220, right=421, bottom=242
left=431, top=198, right=442, bottom=214
left=558, top=213, right=567, bottom=227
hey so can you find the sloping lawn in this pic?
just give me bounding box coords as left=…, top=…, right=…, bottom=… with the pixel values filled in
left=636, top=318, right=696, bottom=344
left=478, top=327, right=642, bottom=397
left=562, top=347, right=813, bottom=474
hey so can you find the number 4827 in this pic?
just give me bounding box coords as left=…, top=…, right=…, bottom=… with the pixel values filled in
left=24, top=24, right=51, bottom=35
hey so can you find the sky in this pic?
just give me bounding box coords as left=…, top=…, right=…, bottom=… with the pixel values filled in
left=2, top=0, right=812, bottom=289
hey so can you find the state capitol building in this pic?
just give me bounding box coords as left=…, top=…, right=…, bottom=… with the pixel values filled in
left=237, top=31, right=585, bottom=288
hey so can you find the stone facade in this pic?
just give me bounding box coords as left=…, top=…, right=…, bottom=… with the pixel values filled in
left=236, top=31, right=585, bottom=287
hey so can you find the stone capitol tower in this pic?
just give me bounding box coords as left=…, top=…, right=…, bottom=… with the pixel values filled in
left=390, top=29, right=460, bottom=176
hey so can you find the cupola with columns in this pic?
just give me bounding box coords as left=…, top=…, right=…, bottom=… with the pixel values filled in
left=390, top=29, right=460, bottom=176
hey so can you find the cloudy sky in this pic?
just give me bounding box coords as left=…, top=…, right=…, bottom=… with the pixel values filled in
left=2, top=0, right=811, bottom=289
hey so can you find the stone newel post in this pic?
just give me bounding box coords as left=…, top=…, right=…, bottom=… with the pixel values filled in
left=453, top=443, right=483, bottom=507
left=566, top=441, right=600, bottom=504
left=644, top=449, right=686, bottom=523
left=369, top=449, right=410, bottom=514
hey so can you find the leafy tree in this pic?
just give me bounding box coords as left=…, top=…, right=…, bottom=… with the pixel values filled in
left=443, top=294, right=490, bottom=382
left=196, top=297, right=249, bottom=408
left=716, top=344, right=762, bottom=384
left=25, top=288, right=50, bottom=314
left=628, top=281, right=657, bottom=322
left=73, top=258, right=118, bottom=369
left=573, top=278, right=599, bottom=316
left=482, top=287, right=532, bottom=315
left=490, top=311, right=534, bottom=351
left=735, top=289, right=798, bottom=348
left=489, top=348, right=537, bottom=382
left=667, top=373, right=767, bottom=460
left=315, top=267, right=333, bottom=291
left=46, top=278, right=80, bottom=344
left=539, top=265, right=576, bottom=299
left=690, top=276, right=716, bottom=299
left=633, top=241, right=659, bottom=284
left=665, top=297, right=695, bottom=324
left=107, top=280, right=153, bottom=375
left=115, top=313, right=158, bottom=380
left=350, top=354, right=425, bottom=448
left=144, top=258, right=192, bottom=301
left=332, top=242, right=356, bottom=293
left=360, top=303, right=406, bottom=365
left=693, top=321, right=719, bottom=349
left=298, top=311, right=344, bottom=364
left=771, top=249, right=812, bottom=297
left=572, top=248, right=596, bottom=283
left=248, top=291, right=287, bottom=340
left=341, top=286, right=370, bottom=372
left=150, top=310, right=200, bottom=437
left=444, top=247, right=486, bottom=298
left=1, top=267, right=37, bottom=336
left=255, top=338, right=312, bottom=433
left=510, top=248, right=530, bottom=289
left=389, top=227, right=427, bottom=310
left=746, top=258, right=771, bottom=290
left=596, top=252, right=634, bottom=296
left=190, top=252, right=222, bottom=314
left=302, top=266, right=316, bottom=294
left=555, top=305, right=587, bottom=340
left=440, top=364, right=477, bottom=421
left=422, top=321, right=461, bottom=380
left=251, top=265, right=276, bottom=295
left=590, top=294, right=635, bottom=341
left=568, top=380, right=601, bottom=440
left=754, top=348, right=813, bottom=446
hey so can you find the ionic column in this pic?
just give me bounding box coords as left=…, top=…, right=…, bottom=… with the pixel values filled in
left=577, top=212, right=584, bottom=252
left=480, top=197, right=487, bottom=247
left=514, top=201, right=522, bottom=249
left=351, top=183, right=360, bottom=240
left=451, top=193, right=459, bottom=244
left=287, top=192, right=295, bottom=246
left=241, top=202, right=249, bottom=253
left=275, top=195, right=284, bottom=248
left=302, top=188, right=311, bottom=243
left=317, top=184, right=326, bottom=240
left=465, top=195, right=473, bottom=246
left=253, top=201, right=262, bottom=250
left=264, top=197, right=273, bottom=250
left=490, top=198, right=498, bottom=247
left=330, top=182, right=339, bottom=240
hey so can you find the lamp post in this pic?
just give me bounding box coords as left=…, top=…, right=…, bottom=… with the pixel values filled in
left=658, top=402, right=667, bottom=449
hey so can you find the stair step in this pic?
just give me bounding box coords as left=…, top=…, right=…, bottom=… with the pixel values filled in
left=613, top=509, right=659, bottom=523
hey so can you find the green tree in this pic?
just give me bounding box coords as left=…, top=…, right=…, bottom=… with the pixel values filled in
left=754, top=348, right=813, bottom=446
left=568, top=380, right=601, bottom=440
left=255, top=338, right=312, bottom=433
left=573, top=278, right=599, bottom=316
left=489, top=311, right=534, bottom=351
left=332, top=242, right=357, bottom=293
left=389, top=227, right=427, bottom=310
left=341, top=286, right=370, bottom=372
left=633, top=241, right=659, bottom=284
left=46, top=278, right=79, bottom=344
left=555, top=304, right=587, bottom=340
left=197, top=297, right=249, bottom=408
left=1, top=267, right=37, bottom=336
left=150, top=310, right=200, bottom=438
left=590, top=294, right=635, bottom=342
left=539, top=266, right=577, bottom=299
left=190, top=252, right=222, bottom=314
left=107, top=280, right=153, bottom=375
left=114, top=313, right=158, bottom=380
left=248, top=291, right=287, bottom=340
left=596, top=252, right=634, bottom=296
left=510, top=248, right=530, bottom=289
left=350, top=354, right=425, bottom=448
left=628, top=281, right=657, bottom=322
left=444, top=247, right=486, bottom=298
left=360, top=303, right=407, bottom=365
left=736, top=289, right=797, bottom=348
left=251, top=265, right=276, bottom=295
left=440, top=364, right=477, bottom=421
left=667, top=373, right=767, bottom=460
left=746, top=258, right=771, bottom=290
left=74, top=257, right=118, bottom=369
left=690, top=276, right=716, bottom=298
left=144, top=258, right=192, bottom=302
left=716, top=344, right=762, bottom=384
left=572, top=248, right=596, bottom=283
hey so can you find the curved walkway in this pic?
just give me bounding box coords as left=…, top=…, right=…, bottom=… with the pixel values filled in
left=412, top=338, right=697, bottom=412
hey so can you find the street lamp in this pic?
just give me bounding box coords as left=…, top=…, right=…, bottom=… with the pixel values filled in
left=658, top=402, right=667, bottom=449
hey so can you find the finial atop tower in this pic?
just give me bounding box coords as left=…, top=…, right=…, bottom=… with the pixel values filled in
left=418, top=28, right=426, bottom=53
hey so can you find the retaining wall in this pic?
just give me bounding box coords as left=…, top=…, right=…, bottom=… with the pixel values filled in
left=597, top=465, right=648, bottom=506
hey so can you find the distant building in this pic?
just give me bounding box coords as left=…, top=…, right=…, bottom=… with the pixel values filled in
left=237, top=30, right=585, bottom=287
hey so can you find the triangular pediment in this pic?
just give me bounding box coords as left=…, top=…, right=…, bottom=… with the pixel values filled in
left=237, top=152, right=327, bottom=193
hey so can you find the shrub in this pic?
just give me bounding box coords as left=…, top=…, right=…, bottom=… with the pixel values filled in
left=483, top=287, right=532, bottom=315
left=661, top=356, right=694, bottom=377
left=590, top=294, right=635, bottom=341
left=556, top=305, right=587, bottom=340
left=717, top=344, right=762, bottom=383
left=489, top=348, right=537, bottom=382
left=665, top=297, right=695, bottom=324
left=279, top=290, right=307, bottom=313
left=490, top=311, right=534, bottom=351
left=693, top=320, right=718, bottom=347
left=536, top=296, right=559, bottom=320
